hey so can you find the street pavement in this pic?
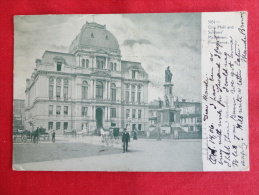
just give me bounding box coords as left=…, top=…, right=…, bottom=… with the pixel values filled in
left=13, top=136, right=203, bottom=171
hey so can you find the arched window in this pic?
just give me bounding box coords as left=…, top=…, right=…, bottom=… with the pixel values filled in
left=111, top=83, right=116, bottom=101
left=86, top=59, right=89, bottom=68
left=114, top=63, right=117, bottom=71
left=82, top=81, right=88, bottom=99
left=82, top=59, right=85, bottom=68
left=110, top=62, right=113, bottom=71
left=96, top=81, right=103, bottom=100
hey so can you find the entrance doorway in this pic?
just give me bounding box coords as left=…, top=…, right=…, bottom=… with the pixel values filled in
left=96, top=108, right=103, bottom=129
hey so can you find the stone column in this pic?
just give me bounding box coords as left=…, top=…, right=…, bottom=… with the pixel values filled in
left=107, top=107, right=110, bottom=120
left=92, top=80, right=96, bottom=99
left=53, top=78, right=56, bottom=99
left=105, top=57, right=108, bottom=69
left=103, top=81, right=108, bottom=99
left=106, top=106, right=109, bottom=120
left=93, top=56, right=96, bottom=69
left=103, top=107, right=106, bottom=120
left=93, top=106, right=96, bottom=119
left=129, top=85, right=131, bottom=103
left=135, top=88, right=138, bottom=103
left=108, top=81, right=110, bottom=100
left=60, top=79, right=63, bottom=99
left=91, top=80, right=94, bottom=99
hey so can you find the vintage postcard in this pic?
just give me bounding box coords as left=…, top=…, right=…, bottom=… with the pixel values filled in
left=13, top=12, right=248, bottom=171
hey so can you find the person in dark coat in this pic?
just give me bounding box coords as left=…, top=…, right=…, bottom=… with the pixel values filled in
left=52, top=130, right=56, bottom=143
left=33, top=128, right=39, bottom=144
left=122, top=128, right=130, bottom=153
left=133, top=129, right=138, bottom=140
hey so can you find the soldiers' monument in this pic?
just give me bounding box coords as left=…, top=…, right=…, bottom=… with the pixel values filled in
left=157, top=66, right=181, bottom=136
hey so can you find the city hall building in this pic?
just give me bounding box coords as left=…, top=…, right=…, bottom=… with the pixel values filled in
left=24, top=22, right=149, bottom=132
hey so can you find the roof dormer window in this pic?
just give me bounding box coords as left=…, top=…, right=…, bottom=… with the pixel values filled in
left=91, top=33, right=94, bottom=38
left=105, top=35, right=109, bottom=40
left=132, top=70, right=136, bottom=79
left=57, top=62, right=62, bottom=71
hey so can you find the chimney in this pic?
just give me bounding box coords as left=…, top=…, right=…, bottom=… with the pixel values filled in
left=26, top=79, right=30, bottom=87
left=35, top=59, right=41, bottom=66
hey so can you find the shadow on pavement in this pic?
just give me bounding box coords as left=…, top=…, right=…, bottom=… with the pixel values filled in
left=13, top=142, right=141, bottom=164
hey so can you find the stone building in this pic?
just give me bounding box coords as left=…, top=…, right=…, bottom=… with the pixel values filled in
left=149, top=99, right=202, bottom=133
left=13, top=99, right=25, bottom=130
left=176, top=100, right=202, bottom=132
left=24, top=22, right=149, bottom=132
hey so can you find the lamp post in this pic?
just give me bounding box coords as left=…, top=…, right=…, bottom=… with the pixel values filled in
left=157, top=111, right=161, bottom=141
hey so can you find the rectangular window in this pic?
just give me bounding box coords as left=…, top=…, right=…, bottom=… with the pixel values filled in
left=131, top=92, right=135, bottom=103
left=48, top=122, right=53, bottom=130
left=137, top=92, right=141, bottom=103
left=57, top=62, right=62, bottom=71
left=49, top=105, right=53, bottom=115
left=126, top=91, right=129, bottom=103
left=82, top=107, right=87, bottom=116
left=138, top=124, right=142, bottom=131
left=56, top=106, right=61, bottom=115
left=64, top=122, right=68, bottom=130
left=197, top=118, right=202, bottom=123
left=170, top=112, right=175, bottom=122
left=132, top=124, right=136, bottom=130
left=111, top=108, right=116, bottom=118
left=64, top=106, right=68, bottom=115
left=126, top=109, right=130, bottom=119
left=132, top=70, right=136, bottom=79
left=138, top=110, right=142, bottom=119
left=56, top=86, right=61, bottom=98
left=64, top=86, right=68, bottom=99
left=56, top=122, right=60, bottom=130
left=49, top=85, right=53, bottom=98
left=132, top=109, right=136, bottom=118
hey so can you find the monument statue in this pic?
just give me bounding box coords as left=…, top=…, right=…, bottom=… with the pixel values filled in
left=165, top=66, right=173, bottom=82
left=158, top=98, right=163, bottom=108
left=165, top=96, right=169, bottom=107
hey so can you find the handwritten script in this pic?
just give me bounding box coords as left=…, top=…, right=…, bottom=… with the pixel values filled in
left=202, top=12, right=248, bottom=171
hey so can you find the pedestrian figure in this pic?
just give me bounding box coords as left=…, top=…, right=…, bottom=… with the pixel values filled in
left=52, top=130, right=56, bottom=143
left=122, top=128, right=130, bottom=153
left=133, top=129, right=138, bottom=140
left=147, top=131, right=150, bottom=139
left=33, top=127, right=39, bottom=144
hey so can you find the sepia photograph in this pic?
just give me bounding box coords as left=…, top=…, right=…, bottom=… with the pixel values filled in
left=13, top=13, right=203, bottom=171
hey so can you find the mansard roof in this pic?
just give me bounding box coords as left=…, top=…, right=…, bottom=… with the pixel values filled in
left=41, top=51, right=76, bottom=66
left=69, top=22, right=120, bottom=54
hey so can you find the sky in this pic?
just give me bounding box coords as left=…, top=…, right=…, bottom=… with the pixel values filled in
left=14, top=13, right=201, bottom=102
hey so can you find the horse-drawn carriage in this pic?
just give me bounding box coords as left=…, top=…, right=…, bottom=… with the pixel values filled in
left=13, top=129, right=31, bottom=143
left=100, top=127, right=121, bottom=145
left=13, top=127, right=50, bottom=143
left=63, top=129, right=77, bottom=137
